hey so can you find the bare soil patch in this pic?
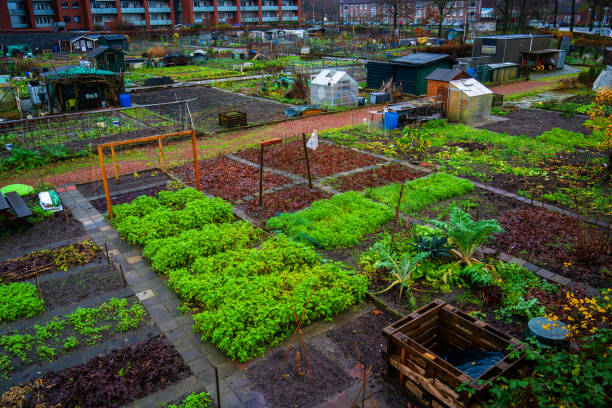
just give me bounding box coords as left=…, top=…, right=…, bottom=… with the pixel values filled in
left=235, top=140, right=383, bottom=178
left=76, top=168, right=171, bottom=199
left=170, top=157, right=293, bottom=202
left=481, top=108, right=590, bottom=137
left=323, top=163, right=424, bottom=192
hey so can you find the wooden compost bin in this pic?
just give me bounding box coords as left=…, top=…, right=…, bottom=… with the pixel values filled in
left=219, top=111, right=248, bottom=128
left=382, top=299, right=525, bottom=408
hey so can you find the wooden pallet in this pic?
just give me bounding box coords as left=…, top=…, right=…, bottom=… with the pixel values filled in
left=382, top=299, right=525, bottom=408
left=219, top=111, right=248, bottom=128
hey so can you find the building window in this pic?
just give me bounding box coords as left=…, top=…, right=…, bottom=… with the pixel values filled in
left=64, top=16, right=71, bottom=23
left=72, top=1, right=79, bottom=8
left=74, top=15, right=81, bottom=22
left=62, top=2, right=69, bottom=9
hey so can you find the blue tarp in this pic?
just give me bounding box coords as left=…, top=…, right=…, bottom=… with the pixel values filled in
left=440, top=350, right=504, bottom=379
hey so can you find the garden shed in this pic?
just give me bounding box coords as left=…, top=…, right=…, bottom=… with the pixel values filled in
left=87, top=46, right=125, bottom=73
left=44, top=67, right=124, bottom=113
left=366, top=53, right=454, bottom=96
left=425, top=68, right=472, bottom=115
left=310, top=69, right=359, bottom=108
left=471, top=34, right=553, bottom=65
left=446, top=78, right=493, bottom=124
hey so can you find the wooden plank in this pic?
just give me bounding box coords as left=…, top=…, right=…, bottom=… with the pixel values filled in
left=390, top=356, right=465, bottom=408
left=0, top=193, right=9, bottom=211
left=97, top=130, right=192, bottom=149
left=5, top=191, right=32, bottom=218
left=383, top=298, right=445, bottom=338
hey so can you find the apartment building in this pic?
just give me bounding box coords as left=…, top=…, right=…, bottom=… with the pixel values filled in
left=0, top=0, right=301, bottom=30
left=338, top=1, right=483, bottom=26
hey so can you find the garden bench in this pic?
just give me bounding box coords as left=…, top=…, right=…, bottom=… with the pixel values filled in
left=0, top=191, right=32, bottom=226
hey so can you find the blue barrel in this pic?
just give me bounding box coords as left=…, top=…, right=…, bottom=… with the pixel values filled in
left=466, top=68, right=476, bottom=78
left=384, top=112, right=399, bottom=130
left=119, top=93, right=131, bottom=107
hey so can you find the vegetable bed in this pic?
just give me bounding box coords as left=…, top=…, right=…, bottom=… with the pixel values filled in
left=0, top=335, right=190, bottom=408
left=235, top=139, right=383, bottom=178
left=110, top=188, right=368, bottom=362
left=322, top=163, right=424, bottom=192
left=170, top=157, right=293, bottom=202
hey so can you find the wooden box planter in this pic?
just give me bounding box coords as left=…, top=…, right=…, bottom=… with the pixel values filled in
left=382, top=299, right=525, bottom=408
left=219, top=111, right=248, bottom=128
left=492, top=93, right=504, bottom=107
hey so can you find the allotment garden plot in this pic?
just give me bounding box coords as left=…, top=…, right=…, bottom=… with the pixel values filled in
left=130, top=85, right=292, bottom=133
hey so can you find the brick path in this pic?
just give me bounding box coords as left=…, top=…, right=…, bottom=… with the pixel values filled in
left=489, top=79, right=555, bottom=96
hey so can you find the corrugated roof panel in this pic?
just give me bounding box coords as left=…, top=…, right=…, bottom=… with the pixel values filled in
left=391, top=53, right=450, bottom=66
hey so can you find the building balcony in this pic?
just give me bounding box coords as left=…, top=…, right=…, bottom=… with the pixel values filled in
left=36, top=22, right=55, bottom=27
left=262, top=6, right=277, bottom=11
left=241, top=17, right=259, bottom=22
left=282, top=6, right=297, bottom=11
left=125, top=19, right=146, bottom=25
left=283, top=16, right=298, bottom=21
left=262, top=16, right=278, bottom=21
left=217, top=6, right=237, bottom=11
left=9, top=9, right=26, bottom=16
left=150, top=19, right=172, bottom=25
left=34, top=9, right=55, bottom=15
left=121, top=7, right=146, bottom=13
left=194, top=6, right=215, bottom=12
left=12, top=23, right=30, bottom=28
left=92, top=7, right=118, bottom=14
left=148, top=7, right=171, bottom=13
left=241, top=6, right=259, bottom=11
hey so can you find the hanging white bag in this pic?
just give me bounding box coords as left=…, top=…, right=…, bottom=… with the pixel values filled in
left=306, top=130, right=318, bottom=150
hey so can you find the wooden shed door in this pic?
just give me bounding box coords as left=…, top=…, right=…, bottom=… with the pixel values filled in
left=438, top=85, right=448, bottom=115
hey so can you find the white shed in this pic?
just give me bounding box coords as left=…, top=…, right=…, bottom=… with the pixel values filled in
left=446, top=78, right=493, bottom=124
left=310, top=69, right=358, bottom=109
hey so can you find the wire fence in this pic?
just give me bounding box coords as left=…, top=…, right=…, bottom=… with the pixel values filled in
left=0, top=99, right=194, bottom=158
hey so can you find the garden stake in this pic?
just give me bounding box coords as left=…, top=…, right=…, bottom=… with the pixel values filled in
left=301, top=133, right=313, bottom=191
left=259, top=142, right=264, bottom=209
left=390, top=181, right=406, bottom=252
left=104, top=242, right=109, bottom=261
left=275, top=285, right=316, bottom=386
left=350, top=341, right=374, bottom=408
left=215, top=366, right=221, bottom=408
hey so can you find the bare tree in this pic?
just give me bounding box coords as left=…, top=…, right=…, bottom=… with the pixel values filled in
left=376, top=0, right=414, bottom=30
left=430, top=1, right=460, bottom=37
left=553, top=0, right=559, bottom=27
left=570, top=0, right=576, bottom=32
left=494, top=0, right=515, bottom=33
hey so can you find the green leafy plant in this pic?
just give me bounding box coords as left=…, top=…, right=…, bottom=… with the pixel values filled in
left=365, top=173, right=475, bottom=215
left=375, top=251, right=427, bottom=307
left=267, top=191, right=394, bottom=249
left=409, top=235, right=450, bottom=260
left=0, top=282, right=44, bottom=321
left=162, top=392, right=212, bottom=408
left=430, top=207, right=504, bottom=265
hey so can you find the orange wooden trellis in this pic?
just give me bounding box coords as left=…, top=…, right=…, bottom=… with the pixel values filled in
left=97, top=130, right=201, bottom=219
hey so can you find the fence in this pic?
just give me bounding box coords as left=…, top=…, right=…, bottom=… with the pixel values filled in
left=0, top=99, right=194, bottom=158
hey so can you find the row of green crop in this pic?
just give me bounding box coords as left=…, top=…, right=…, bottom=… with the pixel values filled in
left=110, top=188, right=368, bottom=362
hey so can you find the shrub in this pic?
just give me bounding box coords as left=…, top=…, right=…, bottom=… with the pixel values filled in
left=267, top=191, right=394, bottom=249
left=0, top=283, right=45, bottom=322
left=365, top=173, right=474, bottom=215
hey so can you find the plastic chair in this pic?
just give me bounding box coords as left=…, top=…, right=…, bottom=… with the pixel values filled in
left=66, top=98, right=77, bottom=112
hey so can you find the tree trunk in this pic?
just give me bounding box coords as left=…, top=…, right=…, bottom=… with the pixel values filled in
left=570, top=0, right=576, bottom=32
left=553, top=0, right=558, bottom=27
left=438, top=5, right=444, bottom=38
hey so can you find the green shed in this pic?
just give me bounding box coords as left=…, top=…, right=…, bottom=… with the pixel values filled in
left=366, top=53, right=454, bottom=96
left=87, top=46, right=125, bottom=73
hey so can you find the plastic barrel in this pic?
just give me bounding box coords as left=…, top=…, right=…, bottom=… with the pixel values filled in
left=119, top=93, right=131, bottom=108
left=384, top=112, right=399, bottom=130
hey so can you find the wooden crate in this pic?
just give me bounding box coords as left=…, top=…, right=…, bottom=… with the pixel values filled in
left=219, top=111, right=247, bottom=128
left=382, top=299, right=525, bottom=408
left=492, top=93, right=504, bottom=107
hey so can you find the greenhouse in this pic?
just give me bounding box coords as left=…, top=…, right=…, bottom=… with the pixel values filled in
left=446, top=78, right=493, bottom=124
left=310, top=69, right=358, bottom=108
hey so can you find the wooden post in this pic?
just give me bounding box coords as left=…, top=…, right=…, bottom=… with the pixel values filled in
left=302, top=133, right=313, bottom=191
left=390, top=181, right=406, bottom=252
left=191, top=130, right=201, bottom=191
left=158, top=136, right=165, bottom=173
left=259, top=142, right=264, bottom=209
left=98, top=145, right=113, bottom=219
left=110, top=145, right=119, bottom=184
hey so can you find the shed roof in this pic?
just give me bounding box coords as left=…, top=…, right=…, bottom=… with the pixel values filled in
left=449, top=78, right=493, bottom=97
left=87, top=45, right=123, bottom=58
left=44, top=66, right=118, bottom=80
left=425, top=68, right=469, bottom=82
left=391, top=53, right=451, bottom=66
left=312, top=69, right=356, bottom=86
left=474, top=34, right=551, bottom=40
left=520, top=48, right=562, bottom=55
